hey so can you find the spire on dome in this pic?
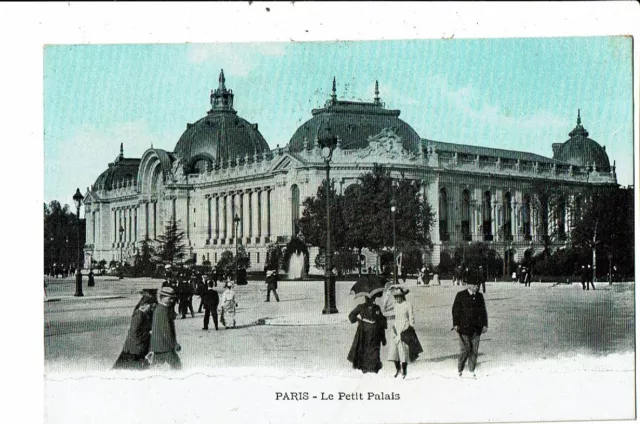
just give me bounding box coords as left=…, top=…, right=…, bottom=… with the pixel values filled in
left=120, top=143, right=124, bottom=156
left=330, top=76, right=337, bottom=105
left=569, top=109, right=589, bottom=138
left=209, top=69, right=235, bottom=113
left=218, top=69, right=226, bottom=90
left=374, top=80, right=381, bottom=106
left=577, top=109, right=581, bottom=125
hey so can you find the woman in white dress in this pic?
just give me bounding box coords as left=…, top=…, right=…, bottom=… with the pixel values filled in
left=387, top=286, right=422, bottom=378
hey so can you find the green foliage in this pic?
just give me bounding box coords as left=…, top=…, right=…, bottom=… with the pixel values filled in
left=531, top=248, right=579, bottom=277
left=44, top=200, right=85, bottom=271
left=134, top=236, right=156, bottom=277
left=236, top=245, right=251, bottom=269
left=399, top=245, right=423, bottom=274
left=216, top=250, right=234, bottom=276
left=265, top=243, right=284, bottom=271
left=155, top=218, right=187, bottom=266
left=451, top=242, right=503, bottom=277
left=437, top=251, right=456, bottom=275
left=297, top=179, right=347, bottom=251
left=332, top=249, right=360, bottom=276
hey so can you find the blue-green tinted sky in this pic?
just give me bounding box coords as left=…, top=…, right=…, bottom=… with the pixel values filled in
left=44, top=38, right=633, bottom=210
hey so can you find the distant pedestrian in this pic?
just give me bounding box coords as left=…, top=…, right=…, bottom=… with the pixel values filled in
left=113, top=291, right=157, bottom=370
left=149, top=286, right=181, bottom=370
left=196, top=277, right=207, bottom=313
left=387, top=286, right=422, bottom=379
left=511, top=271, right=517, bottom=283
left=580, top=265, right=588, bottom=290
left=220, top=282, right=238, bottom=328
left=347, top=292, right=387, bottom=374
left=202, top=282, right=220, bottom=331
left=452, top=277, right=488, bottom=378
left=265, top=269, right=280, bottom=302
left=178, top=280, right=195, bottom=319
left=478, top=265, right=487, bottom=293
left=522, top=266, right=531, bottom=287
left=587, top=264, right=595, bottom=290
left=417, top=266, right=425, bottom=285
left=88, top=269, right=95, bottom=287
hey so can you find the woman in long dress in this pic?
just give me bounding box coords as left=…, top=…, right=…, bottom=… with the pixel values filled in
left=347, top=292, right=388, bottom=374
left=387, top=287, right=423, bottom=378
left=220, top=281, right=237, bottom=328
left=113, top=291, right=157, bottom=370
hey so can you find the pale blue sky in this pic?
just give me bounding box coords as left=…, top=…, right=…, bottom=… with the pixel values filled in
left=44, top=38, right=633, bottom=212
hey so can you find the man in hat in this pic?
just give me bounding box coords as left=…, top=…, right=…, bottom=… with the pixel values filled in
left=265, top=269, right=280, bottom=302
left=149, top=286, right=182, bottom=370
left=202, top=281, right=220, bottom=330
left=478, top=265, right=487, bottom=293
left=451, top=272, right=488, bottom=378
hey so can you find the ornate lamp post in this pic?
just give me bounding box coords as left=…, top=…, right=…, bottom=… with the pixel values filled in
left=320, top=133, right=338, bottom=314
left=233, top=213, right=241, bottom=282
left=119, top=225, right=125, bottom=279
left=391, top=196, right=397, bottom=285
left=72, top=188, right=84, bottom=297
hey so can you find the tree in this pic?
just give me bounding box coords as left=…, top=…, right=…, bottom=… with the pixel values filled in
left=236, top=245, right=251, bottom=269
left=452, top=242, right=502, bottom=277
left=297, top=178, right=347, bottom=251
left=135, top=236, right=156, bottom=277
left=44, top=200, right=85, bottom=273
left=216, top=251, right=234, bottom=276
left=155, top=218, right=187, bottom=266
left=265, top=243, right=284, bottom=271
left=571, top=186, right=634, bottom=280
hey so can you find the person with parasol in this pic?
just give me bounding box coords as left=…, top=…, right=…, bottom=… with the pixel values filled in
left=387, top=285, right=423, bottom=379
left=113, top=289, right=158, bottom=370
left=347, top=275, right=388, bottom=374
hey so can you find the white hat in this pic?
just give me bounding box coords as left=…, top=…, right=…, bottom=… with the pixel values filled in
left=164, top=264, right=172, bottom=270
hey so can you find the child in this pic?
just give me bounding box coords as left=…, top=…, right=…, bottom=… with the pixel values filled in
left=220, top=281, right=238, bottom=328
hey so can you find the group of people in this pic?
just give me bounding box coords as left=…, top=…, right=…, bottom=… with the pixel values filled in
left=347, top=277, right=488, bottom=379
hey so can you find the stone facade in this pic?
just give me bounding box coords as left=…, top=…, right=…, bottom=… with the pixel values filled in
left=82, top=73, right=618, bottom=273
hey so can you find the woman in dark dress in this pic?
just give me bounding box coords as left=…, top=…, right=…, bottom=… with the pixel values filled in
left=113, top=292, right=157, bottom=370
left=347, top=292, right=388, bottom=374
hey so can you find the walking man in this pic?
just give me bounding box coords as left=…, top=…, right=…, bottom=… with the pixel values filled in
left=202, top=282, right=220, bottom=331
left=265, top=269, right=280, bottom=302
left=149, top=286, right=182, bottom=370
left=587, top=264, right=596, bottom=290
left=452, top=271, right=488, bottom=378
left=478, top=265, right=487, bottom=293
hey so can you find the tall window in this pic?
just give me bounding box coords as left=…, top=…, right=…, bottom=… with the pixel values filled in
left=483, top=190, right=493, bottom=241
left=522, top=194, right=531, bottom=240
left=503, top=192, right=512, bottom=241
left=556, top=197, right=566, bottom=240
left=574, top=196, right=583, bottom=224
left=439, top=187, right=449, bottom=241
left=207, top=197, right=212, bottom=240
left=461, top=189, right=471, bottom=241
left=291, top=185, right=300, bottom=236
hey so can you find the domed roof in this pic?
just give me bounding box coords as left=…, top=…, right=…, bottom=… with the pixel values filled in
left=93, top=144, right=141, bottom=191
left=173, top=70, right=270, bottom=171
left=288, top=79, right=421, bottom=154
left=552, top=110, right=611, bottom=171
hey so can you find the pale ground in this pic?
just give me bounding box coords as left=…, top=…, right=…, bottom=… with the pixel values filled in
left=44, top=276, right=635, bottom=424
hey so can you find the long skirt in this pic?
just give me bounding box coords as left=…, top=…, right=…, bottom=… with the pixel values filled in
left=387, top=338, right=410, bottom=363
left=113, top=352, right=150, bottom=370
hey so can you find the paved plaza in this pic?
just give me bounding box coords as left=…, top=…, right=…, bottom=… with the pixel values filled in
left=44, top=275, right=635, bottom=423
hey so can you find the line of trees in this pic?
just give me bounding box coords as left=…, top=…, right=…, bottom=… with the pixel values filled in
left=297, top=165, right=436, bottom=276
left=44, top=201, right=85, bottom=275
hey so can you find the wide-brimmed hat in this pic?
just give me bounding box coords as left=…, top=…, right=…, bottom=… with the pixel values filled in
left=164, top=264, right=172, bottom=270
left=224, top=281, right=235, bottom=289
left=266, top=270, right=276, bottom=277
left=158, top=286, right=177, bottom=298
left=389, top=285, right=410, bottom=296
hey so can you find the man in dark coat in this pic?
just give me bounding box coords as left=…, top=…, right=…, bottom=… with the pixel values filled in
left=452, top=273, right=488, bottom=378
left=265, top=269, right=280, bottom=302
left=149, top=286, right=181, bottom=370
left=477, top=265, right=487, bottom=293
left=202, top=282, right=220, bottom=330
left=196, top=276, right=207, bottom=313
left=178, top=280, right=194, bottom=319
left=586, top=264, right=595, bottom=290
left=88, top=269, right=95, bottom=287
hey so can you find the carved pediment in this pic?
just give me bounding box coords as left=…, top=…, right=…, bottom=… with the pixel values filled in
left=350, top=127, right=418, bottom=161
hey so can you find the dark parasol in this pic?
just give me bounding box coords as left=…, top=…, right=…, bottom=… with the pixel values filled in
left=349, top=275, right=388, bottom=299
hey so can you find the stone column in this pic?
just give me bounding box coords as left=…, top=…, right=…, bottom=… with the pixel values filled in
left=252, top=190, right=260, bottom=243
left=243, top=189, right=252, bottom=243
left=227, top=194, right=234, bottom=243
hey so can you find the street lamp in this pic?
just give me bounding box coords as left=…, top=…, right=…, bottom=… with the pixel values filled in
left=320, top=132, right=338, bottom=314
left=391, top=196, right=397, bottom=285
left=233, top=213, right=241, bottom=282
left=119, top=225, right=125, bottom=279
left=73, top=188, right=84, bottom=297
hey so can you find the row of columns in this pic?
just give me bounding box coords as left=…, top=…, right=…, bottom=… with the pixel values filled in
left=205, top=187, right=272, bottom=244
left=111, top=206, right=140, bottom=244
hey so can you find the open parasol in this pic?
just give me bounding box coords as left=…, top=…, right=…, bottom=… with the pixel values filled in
left=349, top=274, right=388, bottom=299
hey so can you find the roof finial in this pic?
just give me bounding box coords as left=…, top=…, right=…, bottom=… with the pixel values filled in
left=120, top=143, right=124, bottom=156
left=374, top=80, right=380, bottom=105
left=577, top=109, right=581, bottom=125
left=330, top=76, right=337, bottom=104
left=219, top=69, right=226, bottom=90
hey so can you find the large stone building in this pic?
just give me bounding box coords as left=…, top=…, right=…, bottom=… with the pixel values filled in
left=82, top=70, right=618, bottom=273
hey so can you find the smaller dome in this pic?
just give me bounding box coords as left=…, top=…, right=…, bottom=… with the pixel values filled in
left=93, top=144, right=141, bottom=191
left=552, top=110, right=610, bottom=172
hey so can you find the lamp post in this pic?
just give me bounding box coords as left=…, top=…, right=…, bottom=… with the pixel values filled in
left=73, top=188, right=84, bottom=297
left=320, top=135, right=338, bottom=314
left=391, top=196, right=397, bottom=285
left=119, top=225, right=125, bottom=279
left=233, top=213, right=241, bottom=282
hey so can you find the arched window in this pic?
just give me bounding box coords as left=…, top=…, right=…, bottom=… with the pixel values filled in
left=522, top=194, right=531, bottom=240
left=193, top=159, right=211, bottom=174
left=503, top=192, right=512, bottom=241
left=291, top=185, right=300, bottom=236
left=483, top=190, right=493, bottom=241
left=439, top=187, right=449, bottom=241
left=461, top=189, right=471, bottom=241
